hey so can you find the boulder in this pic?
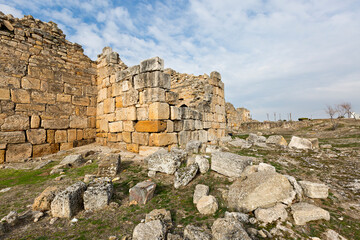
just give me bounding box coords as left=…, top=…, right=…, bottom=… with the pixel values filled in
left=185, top=140, right=202, bottom=154
left=288, top=136, right=313, bottom=150
left=97, top=153, right=121, bottom=177
left=51, top=182, right=87, bottom=218
left=322, top=229, right=348, bottom=240
left=195, top=155, right=209, bottom=174
left=183, top=224, right=212, bottom=240
left=211, top=152, right=253, bottom=178
left=145, top=209, right=172, bottom=228
left=291, top=202, right=330, bottom=225
left=174, top=163, right=198, bottom=189
left=246, top=133, right=266, bottom=143
left=228, top=171, right=295, bottom=212
left=33, top=186, right=60, bottom=211
left=147, top=149, right=185, bottom=175
left=193, top=184, right=209, bottom=204
left=129, top=180, right=156, bottom=205
left=254, top=203, right=288, bottom=223
left=211, top=217, right=251, bottom=240
left=197, top=195, right=218, bottom=215
left=59, top=154, right=85, bottom=167
left=228, top=139, right=248, bottom=148
left=266, top=135, right=288, bottom=146
left=308, top=138, right=319, bottom=149
left=284, top=175, right=303, bottom=201
left=258, top=163, right=276, bottom=172
left=133, top=220, right=166, bottom=240
left=299, top=181, right=329, bottom=199
left=224, top=211, right=249, bottom=223
left=83, top=177, right=113, bottom=211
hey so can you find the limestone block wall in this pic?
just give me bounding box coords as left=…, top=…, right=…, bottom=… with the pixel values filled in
left=96, top=48, right=226, bottom=153
left=0, top=14, right=97, bottom=163
left=226, top=103, right=251, bottom=133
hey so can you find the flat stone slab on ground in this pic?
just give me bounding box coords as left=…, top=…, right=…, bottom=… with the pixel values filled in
left=299, top=180, right=329, bottom=199
left=146, top=149, right=185, bottom=175
left=174, top=163, right=198, bottom=189
left=291, top=202, right=330, bottom=225
left=211, top=152, right=253, bottom=178
left=33, top=186, right=60, bottom=211
left=193, top=184, right=209, bottom=204
left=132, top=219, right=166, bottom=240
left=211, top=217, right=251, bottom=240
left=184, top=224, right=212, bottom=240
left=97, top=153, right=121, bottom=177
left=254, top=203, right=288, bottom=224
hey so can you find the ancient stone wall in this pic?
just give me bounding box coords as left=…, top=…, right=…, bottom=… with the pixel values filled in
left=95, top=49, right=226, bottom=153
left=0, top=14, right=97, bottom=163
left=226, top=103, right=251, bottom=132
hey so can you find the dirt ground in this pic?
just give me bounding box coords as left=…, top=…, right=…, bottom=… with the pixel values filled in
left=0, top=119, right=359, bottom=239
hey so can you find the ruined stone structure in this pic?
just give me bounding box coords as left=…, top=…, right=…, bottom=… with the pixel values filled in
left=226, top=103, right=251, bottom=133
left=0, top=14, right=234, bottom=163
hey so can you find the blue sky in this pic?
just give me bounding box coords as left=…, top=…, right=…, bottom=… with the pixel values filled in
left=1, top=0, right=360, bottom=121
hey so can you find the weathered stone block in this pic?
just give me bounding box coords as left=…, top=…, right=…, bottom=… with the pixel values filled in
left=139, top=146, right=165, bottom=157
left=109, top=121, right=123, bottom=132
left=72, top=96, right=89, bottom=106
left=103, top=98, right=115, bottom=114
left=174, top=163, right=199, bottom=189
left=60, top=142, right=73, bottom=151
left=140, top=57, right=164, bottom=73
left=70, top=116, right=88, bottom=128
left=211, top=152, right=253, bottom=178
left=0, top=131, right=25, bottom=143
left=33, top=186, right=60, bottom=211
left=122, top=89, right=138, bottom=107
left=299, top=181, right=329, bottom=199
left=197, top=195, right=218, bottom=215
left=129, top=180, right=156, bottom=204
left=32, top=144, right=53, bottom=157
left=30, top=115, right=41, bottom=128
left=6, top=143, right=32, bottom=162
left=135, top=121, right=167, bottom=133
left=165, top=91, right=178, bottom=105
left=31, top=91, right=55, bottom=104
left=56, top=94, right=71, bottom=102
left=291, top=202, right=330, bottom=225
left=0, top=150, right=4, bottom=164
left=122, top=132, right=132, bottom=143
left=149, top=133, right=178, bottom=146
left=141, top=88, right=166, bottom=103
left=183, top=120, right=195, bottom=131
left=0, top=88, right=10, bottom=100
left=55, top=130, right=67, bottom=143
left=11, top=89, right=30, bottom=103
left=123, top=121, right=135, bottom=132
left=67, top=129, right=77, bottom=142
left=133, top=220, right=166, bottom=240
left=136, top=107, right=148, bottom=120
left=193, top=184, right=210, bottom=204
left=84, top=178, right=113, bottom=211
left=149, top=102, right=169, bottom=120
left=127, top=143, right=139, bottom=153
left=1, top=115, right=29, bottom=131
left=98, top=153, right=121, bottom=177
left=132, top=132, right=149, bottom=145
left=51, top=182, right=87, bottom=218
left=26, top=129, right=46, bottom=144
left=98, top=88, right=107, bottom=102
left=170, top=106, right=181, bottom=120
left=42, top=119, right=70, bottom=129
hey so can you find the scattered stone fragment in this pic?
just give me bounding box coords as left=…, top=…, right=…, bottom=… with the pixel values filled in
left=98, top=153, right=121, bottom=177
left=84, top=177, right=113, bottom=211
left=84, top=174, right=96, bottom=183
left=49, top=217, right=58, bottom=225
left=33, top=160, right=52, bottom=170
left=211, top=217, right=251, bottom=240
left=59, top=154, right=85, bottom=167
left=167, top=233, right=183, bottom=240
left=0, top=187, right=11, bottom=193
left=1, top=211, right=18, bottom=226
left=196, top=195, right=218, bottom=215
left=183, top=224, right=212, bottom=240
left=108, top=236, right=117, bottom=240
left=266, top=135, right=288, bottom=146
left=228, top=138, right=246, bottom=147
left=132, top=219, right=166, bottom=240
left=322, top=229, right=348, bottom=240
left=258, top=162, right=276, bottom=172
left=193, top=184, right=209, bottom=204
left=246, top=133, right=266, bottom=143
left=185, top=140, right=202, bottom=154
left=147, top=149, right=185, bottom=174
left=321, top=144, right=332, bottom=149
left=291, top=202, right=330, bottom=225
left=71, top=218, right=78, bottom=223
left=254, top=203, right=288, bottom=224
left=288, top=136, right=313, bottom=150
left=308, top=138, right=319, bottom=149
left=194, top=155, right=209, bottom=174
left=211, top=152, right=253, bottom=178
left=33, top=186, right=60, bottom=211
left=174, top=163, right=198, bottom=189
left=51, top=181, right=87, bottom=218
left=148, top=170, right=156, bottom=177
left=33, top=211, right=44, bottom=222
left=129, top=180, right=156, bottom=205
left=299, top=181, right=329, bottom=199
left=224, top=211, right=249, bottom=223
left=284, top=175, right=303, bottom=201
left=228, top=171, right=295, bottom=212
left=145, top=209, right=172, bottom=228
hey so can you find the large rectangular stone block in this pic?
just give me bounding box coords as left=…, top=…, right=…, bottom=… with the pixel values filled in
left=165, top=91, right=178, bottom=105
left=140, top=88, right=166, bottom=103
left=55, top=130, right=67, bottom=143
left=122, top=89, right=138, bottom=107
left=104, top=98, right=115, bottom=114
left=136, top=107, right=148, bottom=120
left=42, top=119, right=70, bottom=129
left=149, top=102, right=169, bottom=120
left=72, top=96, right=89, bottom=106
left=51, top=182, right=87, bottom=218
left=6, top=143, right=32, bottom=162
left=178, top=131, right=191, bottom=147
left=26, top=129, right=46, bottom=144
left=31, top=115, right=41, bottom=128
left=98, top=88, right=108, bottom=102
left=32, top=144, right=53, bottom=158
left=22, top=77, right=41, bottom=90
left=11, top=89, right=30, bottom=103
left=68, top=129, right=77, bottom=142
left=0, top=150, right=4, bottom=163
left=0, top=88, right=10, bottom=100
left=31, top=91, right=55, bottom=104
left=183, top=120, right=195, bottom=131
left=123, top=121, right=135, bottom=132
left=1, top=115, right=29, bottom=131
left=135, top=121, right=167, bottom=133
left=140, top=57, right=164, bottom=73
left=109, top=121, right=123, bottom=132
left=170, top=106, right=181, bottom=120
left=134, top=71, right=170, bottom=90
left=149, top=133, right=177, bottom=146
left=0, top=131, right=25, bottom=143
left=70, top=116, right=88, bottom=128
left=132, top=132, right=149, bottom=145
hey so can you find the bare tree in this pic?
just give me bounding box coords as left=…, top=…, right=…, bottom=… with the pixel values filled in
left=325, top=105, right=339, bottom=130
left=339, top=102, right=352, bottom=118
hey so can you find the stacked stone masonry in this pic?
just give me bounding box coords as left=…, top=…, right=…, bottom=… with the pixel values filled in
left=0, top=13, right=240, bottom=162
left=0, top=14, right=97, bottom=163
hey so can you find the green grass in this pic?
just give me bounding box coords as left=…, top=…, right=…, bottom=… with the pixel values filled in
left=65, top=162, right=98, bottom=179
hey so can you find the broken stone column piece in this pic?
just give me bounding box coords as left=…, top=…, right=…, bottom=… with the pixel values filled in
left=129, top=180, right=156, bottom=205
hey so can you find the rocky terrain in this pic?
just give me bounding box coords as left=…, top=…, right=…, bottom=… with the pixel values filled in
left=0, top=118, right=359, bottom=240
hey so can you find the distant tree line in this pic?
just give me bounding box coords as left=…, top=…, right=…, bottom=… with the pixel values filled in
left=325, top=102, right=354, bottom=130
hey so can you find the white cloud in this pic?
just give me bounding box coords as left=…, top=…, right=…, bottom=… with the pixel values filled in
left=0, top=4, right=23, bottom=18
